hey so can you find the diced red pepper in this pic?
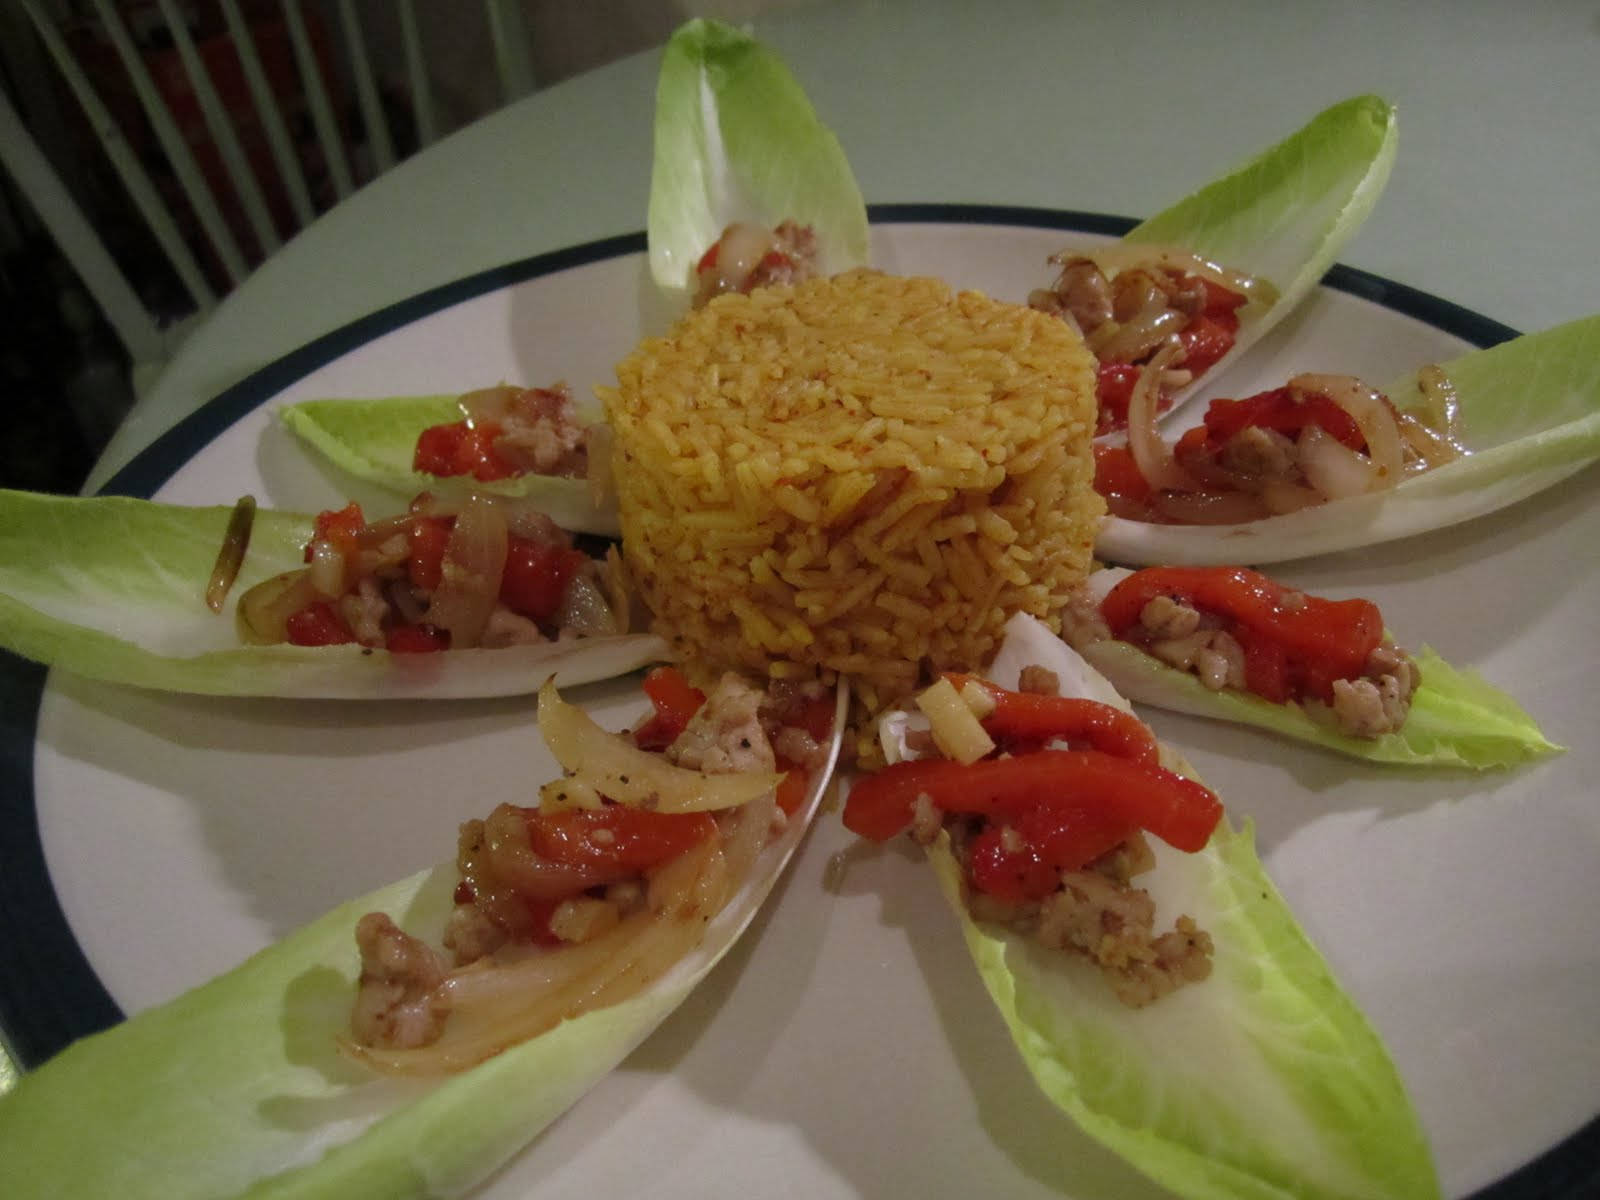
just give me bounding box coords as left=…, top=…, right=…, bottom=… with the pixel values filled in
left=967, top=824, right=1063, bottom=903
left=1199, top=277, right=1247, bottom=315
left=1095, top=363, right=1143, bottom=433
left=842, top=749, right=1221, bottom=854
left=498, top=537, right=589, bottom=622
left=303, top=501, right=365, bottom=562
left=1100, top=565, right=1383, bottom=704
left=412, top=420, right=518, bottom=481
left=284, top=602, right=356, bottom=646
left=1200, top=387, right=1365, bottom=452
left=1093, top=444, right=1156, bottom=517
left=1177, top=310, right=1239, bottom=377
left=774, top=767, right=810, bottom=817
left=633, top=666, right=708, bottom=750
left=407, top=515, right=452, bottom=592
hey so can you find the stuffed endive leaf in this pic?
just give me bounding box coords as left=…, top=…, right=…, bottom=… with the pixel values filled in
left=1097, top=313, right=1600, bottom=565
left=1067, top=94, right=1397, bottom=430
left=0, top=488, right=664, bottom=697
left=871, top=612, right=1440, bottom=1200
left=278, top=393, right=621, bottom=537
left=0, top=677, right=847, bottom=1199
left=647, top=18, right=869, bottom=294
left=1070, top=567, right=1558, bottom=768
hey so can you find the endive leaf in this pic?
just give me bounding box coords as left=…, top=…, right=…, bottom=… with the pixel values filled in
left=278, top=396, right=621, bottom=537
left=1072, top=568, right=1559, bottom=768
left=1097, top=313, right=1600, bottom=564
left=647, top=18, right=869, bottom=293
left=1124, top=94, right=1398, bottom=424
left=916, top=612, right=1440, bottom=1200
left=1083, top=640, right=1558, bottom=769
left=0, top=488, right=664, bottom=697
left=0, top=682, right=847, bottom=1199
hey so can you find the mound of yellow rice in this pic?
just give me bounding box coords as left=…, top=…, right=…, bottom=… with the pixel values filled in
left=603, top=270, right=1102, bottom=756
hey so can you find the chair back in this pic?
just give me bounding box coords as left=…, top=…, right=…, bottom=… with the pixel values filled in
left=0, top=0, right=536, bottom=384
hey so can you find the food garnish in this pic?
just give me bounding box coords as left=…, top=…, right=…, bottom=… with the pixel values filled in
left=236, top=493, right=626, bottom=654
left=0, top=487, right=665, bottom=697
left=1064, top=565, right=1560, bottom=767
left=1096, top=312, right=1600, bottom=564
left=856, top=611, right=1442, bottom=1200
left=691, top=218, right=820, bottom=306
left=203, top=493, right=256, bottom=612
left=0, top=674, right=846, bottom=1197
left=1030, top=246, right=1272, bottom=435
left=647, top=19, right=868, bottom=297
left=279, top=387, right=621, bottom=536
left=1032, top=94, right=1397, bottom=432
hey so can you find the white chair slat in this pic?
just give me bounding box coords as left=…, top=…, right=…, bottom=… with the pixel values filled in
left=154, top=0, right=281, bottom=259
left=218, top=0, right=317, bottom=229
left=87, top=0, right=251, bottom=286
left=0, top=85, right=168, bottom=365
left=281, top=0, right=354, bottom=201
left=17, top=0, right=219, bottom=312
left=398, top=0, right=437, bottom=147
left=485, top=0, right=536, bottom=102
left=336, top=0, right=395, bottom=175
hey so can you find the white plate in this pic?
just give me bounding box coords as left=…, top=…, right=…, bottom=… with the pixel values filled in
left=13, top=212, right=1600, bottom=1199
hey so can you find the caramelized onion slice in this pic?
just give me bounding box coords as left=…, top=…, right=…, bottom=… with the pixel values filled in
left=1297, top=424, right=1383, bottom=500
left=535, top=677, right=782, bottom=813
left=235, top=568, right=320, bottom=644
left=205, top=495, right=256, bottom=613
left=1127, top=341, right=1201, bottom=493
left=1291, top=374, right=1404, bottom=486
left=424, top=496, right=509, bottom=649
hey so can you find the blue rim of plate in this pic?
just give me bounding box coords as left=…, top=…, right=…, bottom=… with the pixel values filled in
left=1, top=204, right=1593, bottom=1198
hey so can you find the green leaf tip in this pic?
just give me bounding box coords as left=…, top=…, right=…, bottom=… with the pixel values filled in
left=648, top=17, right=868, bottom=291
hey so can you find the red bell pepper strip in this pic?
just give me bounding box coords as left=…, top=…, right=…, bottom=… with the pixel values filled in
left=842, top=749, right=1221, bottom=853
left=522, top=805, right=718, bottom=874
left=1100, top=565, right=1382, bottom=703
left=942, top=675, right=1158, bottom=764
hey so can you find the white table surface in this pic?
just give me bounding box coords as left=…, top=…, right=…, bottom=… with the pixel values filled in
left=84, top=0, right=1599, bottom=492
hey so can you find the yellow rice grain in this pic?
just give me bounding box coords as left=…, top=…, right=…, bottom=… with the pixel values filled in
left=602, top=270, right=1101, bottom=760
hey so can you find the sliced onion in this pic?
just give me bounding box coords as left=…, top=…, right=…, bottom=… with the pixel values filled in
left=235, top=568, right=320, bottom=644
left=1070, top=243, right=1279, bottom=306
left=424, top=495, right=508, bottom=648
left=307, top=539, right=347, bottom=599
left=555, top=566, right=619, bottom=638
left=1297, top=424, right=1382, bottom=499
left=708, top=222, right=780, bottom=293
left=1090, top=298, right=1186, bottom=364
left=1257, top=479, right=1327, bottom=515
left=1126, top=340, right=1201, bottom=493
left=457, top=385, right=520, bottom=425
left=536, top=678, right=781, bottom=813
left=1291, top=373, right=1404, bottom=487
left=1396, top=411, right=1464, bottom=472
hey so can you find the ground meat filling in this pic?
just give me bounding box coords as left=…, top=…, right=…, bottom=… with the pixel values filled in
left=1062, top=584, right=1420, bottom=738
left=959, top=826, right=1214, bottom=1008
left=349, top=675, right=828, bottom=1053
left=667, top=673, right=778, bottom=775
left=351, top=912, right=451, bottom=1050
left=489, top=383, right=590, bottom=479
